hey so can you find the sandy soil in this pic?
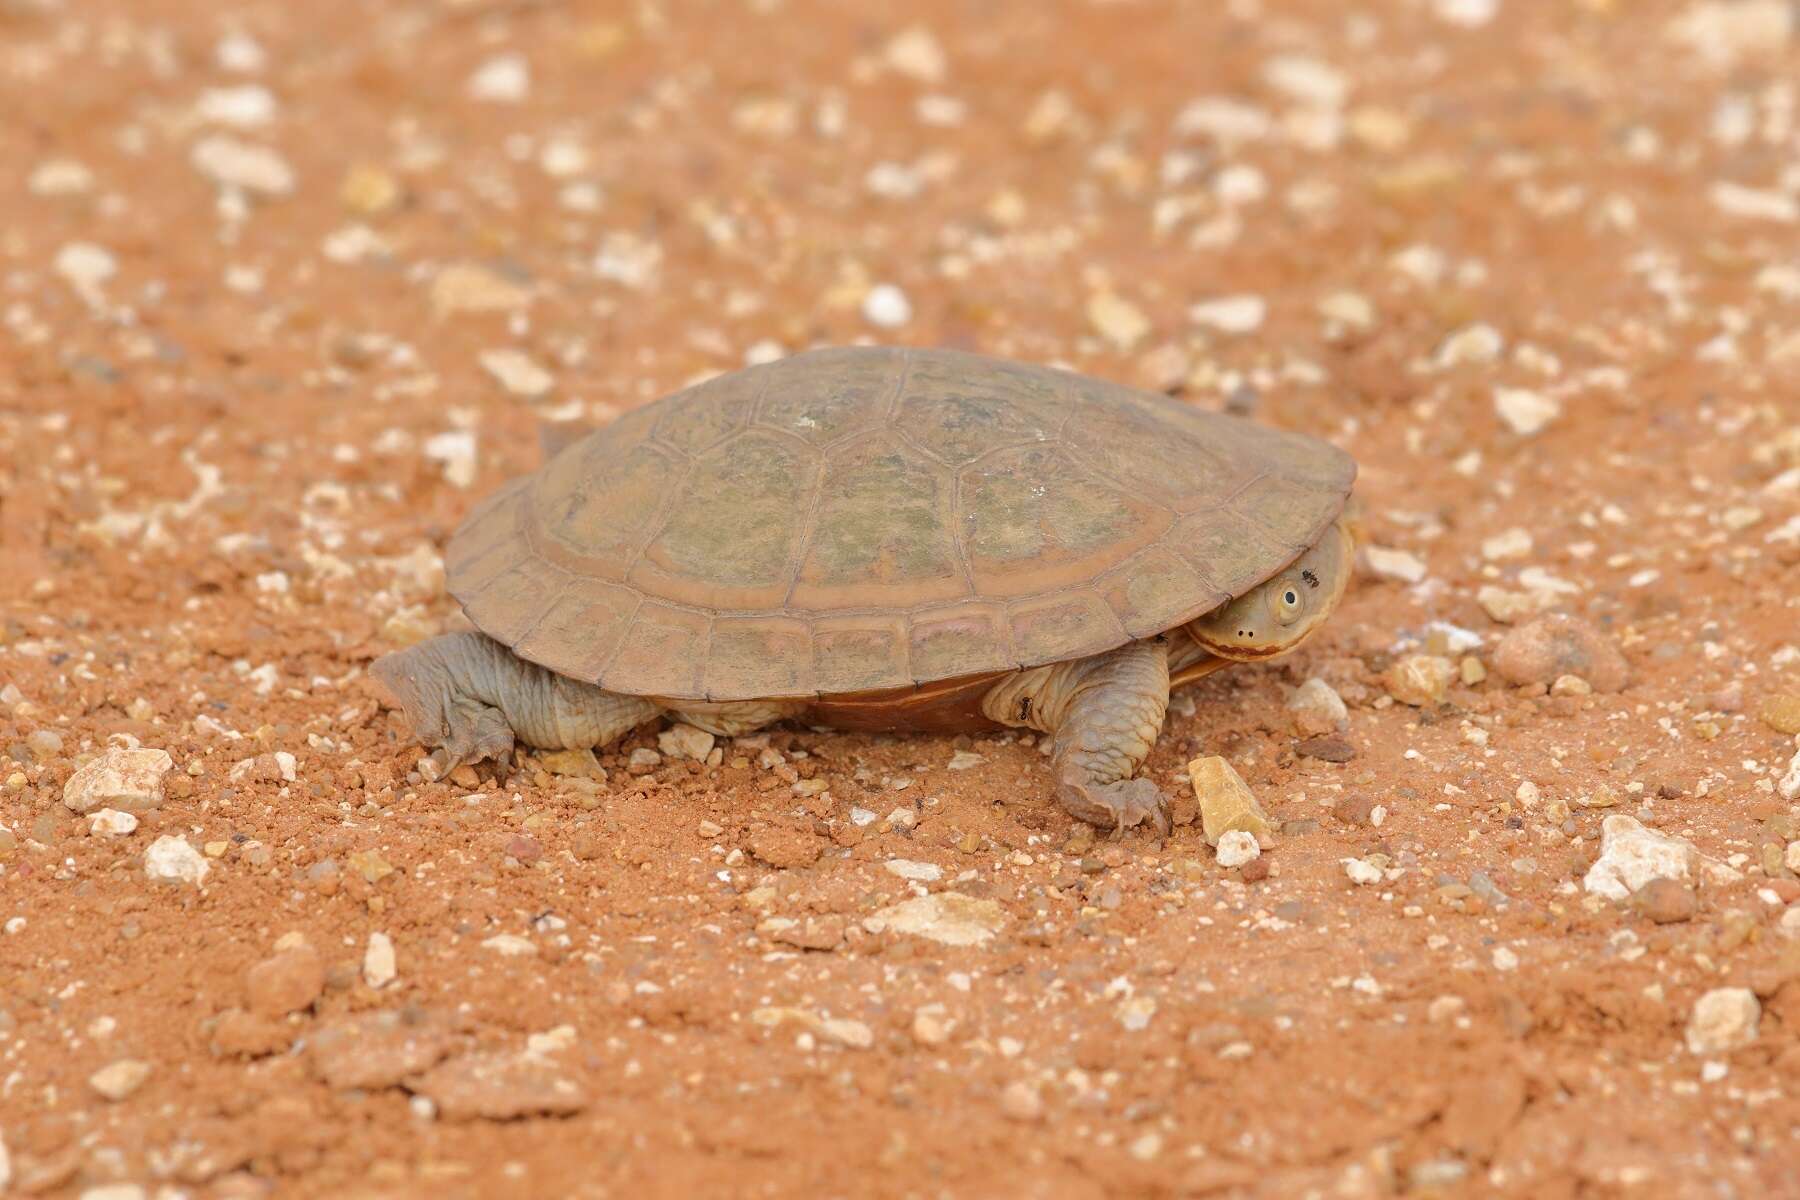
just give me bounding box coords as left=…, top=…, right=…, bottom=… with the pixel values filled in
left=3, top=0, right=1799, bottom=1196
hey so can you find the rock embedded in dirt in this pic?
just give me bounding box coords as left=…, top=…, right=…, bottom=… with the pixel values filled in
left=88, top=1058, right=152, bottom=1101
left=62, top=747, right=173, bottom=814
left=1759, top=694, right=1800, bottom=735
left=1187, top=756, right=1272, bottom=847
left=1295, top=735, right=1355, bottom=762
left=1215, top=830, right=1260, bottom=868
left=864, top=892, right=1006, bottom=946
left=308, top=1010, right=452, bottom=1090
left=1332, top=795, right=1376, bottom=826
left=143, top=835, right=209, bottom=886
left=1288, top=677, right=1348, bottom=735
left=364, top=932, right=397, bottom=989
left=411, top=1049, right=589, bottom=1120
left=87, top=809, right=138, bottom=837
left=1362, top=545, right=1427, bottom=583
left=657, top=723, right=715, bottom=760
left=1493, top=614, right=1629, bottom=692
left=1383, top=655, right=1454, bottom=706
left=999, top=1080, right=1044, bottom=1122
left=246, top=944, right=325, bottom=1016
left=1632, top=877, right=1697, bottom=923
left=1685, top=988, right=1760, bottom=1055
left=1583, top=816, right=1699, bottom=901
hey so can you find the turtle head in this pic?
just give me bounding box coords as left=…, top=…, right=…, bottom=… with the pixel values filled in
left=1185, top=518, right=1353, bottom=662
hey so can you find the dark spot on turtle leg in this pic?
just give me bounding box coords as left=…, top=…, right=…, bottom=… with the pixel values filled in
left=1018, top=695, right=1032, bottom=722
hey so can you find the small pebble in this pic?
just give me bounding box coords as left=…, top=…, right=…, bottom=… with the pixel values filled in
left=246, top=944, right=325, bottom=1016
left=999, top=1080, right=1044, bottom=1122
left=88, top=1058, right=152, bottom=1101
left=1215, top=830, right=1260, bottom=868
left=862, top=284, right=913, bottom=328
left=1493, top=386, right=1561, bottom=435
left=363, top=932, right=397, bottom=989
left=1493, top=614, right=1629, bottom=693
left=1384, top=655, right=1454, bottom=706
left=1685, top=988, right=1760, bottom=1055
left=143, top=835, right=209, bottom=886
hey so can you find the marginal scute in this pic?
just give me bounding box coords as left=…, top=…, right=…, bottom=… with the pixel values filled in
left=810, top=617, right=910, bottom=694
left=446, top=346, right=1354, bottom=700
left=909, top=603, right=1014, bottom=681
left=602, top=604, right=710, bottom=697
left=705, top=617, right=815, bottom=697
left=1101, top=548, right=1221, bottom=639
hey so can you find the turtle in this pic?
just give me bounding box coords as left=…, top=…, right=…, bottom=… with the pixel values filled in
left=372, top=346, right=1356, bottom=833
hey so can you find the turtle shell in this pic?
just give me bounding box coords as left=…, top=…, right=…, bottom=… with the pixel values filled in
left=447, top=346, right=1354, bottom=702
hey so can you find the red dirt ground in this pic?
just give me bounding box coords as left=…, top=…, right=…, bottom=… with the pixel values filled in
left=2, top=0, right=1798, bottom=1196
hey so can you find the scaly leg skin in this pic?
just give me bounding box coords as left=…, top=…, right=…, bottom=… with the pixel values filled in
left=370, top=632, right=660, bottom=776
left=984, top=638, right=1173, bottom=835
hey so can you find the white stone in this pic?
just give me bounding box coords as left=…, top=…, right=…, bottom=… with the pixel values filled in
left=593, top=230, right=662, bottom=289
left=467, top=54, right=530, bottom=102
left=862, top=283, right=913, bottom=328
left=1668, top=2, right=1794, bottom=67
left=88, top=1058, right=152, bottom=1101
left=63, top=748, right=173, bottom=814
left=657, top=724, right=715, bottom=761
left=1188, top=294, right=1266, bottom=333
left=1433, top=0, right=1498, bottom=27
left=1433, top=323, right=1504, bottom=367
left=1173, top=97, right=1272, bottom=146
left=1087, top=292, right=1151, bottom=350
left=1709, top=183, right=1798, bottom=223
left=479, top=349, right=554, bottom=398
left=28, top=159, right=93, bottom=196
left=885, top=859, right=944, bottom=883
left=88, top=809, right=139, bottom=837
left=1685, top=987, right=1760, bottom=1054
left=1362, top=545, right=1427, bottom=583
left=1494, top=386, right=1561, bottom=436
left=144, top=835, right=209, bottom=886
left=884, top=27, right=947, bottom=83
left=0, top=1127, right=9, bottom=1192
left=190, top=135, right=295, bottom=196
left=1288, top=677, right=1348, bottom=733
left=1582, top=815, right=1697, bottom=901
left=1778, top=744, right=1800, bottom=801
left=946, top=750, right=984, bottom=770
left=216, top=32, right=267, bottom=73
left=1261, top=55, right=1348, bottom=109
left=195, top=84, right=276, bottom=127
left=864, top=892, right=1005, bottom=945
left=54, top=242, right=117, bottom=292
left=423, top=430, right=478, bottom=489
left=1491, top=947, right=1519, bottom=971
left=1481, top=528, right=1533, bottom=560
left=1215, top=830, right=1260, bottom=868
left=481, top=933, right=537, bottom=957
left=364, top=931, right=397, bottom=989
left=1343, top=857, right=1382, bottom=885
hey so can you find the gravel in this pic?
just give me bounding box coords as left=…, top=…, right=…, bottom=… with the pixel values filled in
left=143, top=835, right=209, bottom=886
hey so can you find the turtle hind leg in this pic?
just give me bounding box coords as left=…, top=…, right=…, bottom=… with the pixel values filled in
left=1044, top=640, right=1173, bottom=836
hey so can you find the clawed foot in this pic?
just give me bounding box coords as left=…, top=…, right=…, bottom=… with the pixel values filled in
left=1057, top=776, right=1172, bottom=838
left=424, top=697, right=516, bottom=779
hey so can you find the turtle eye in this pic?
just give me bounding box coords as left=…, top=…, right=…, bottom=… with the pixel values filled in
left=1268, top=577, right=1305, bottom=626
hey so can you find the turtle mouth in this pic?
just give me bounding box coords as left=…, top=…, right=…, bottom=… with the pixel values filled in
left=1188, top=633, right=1302, bottom=662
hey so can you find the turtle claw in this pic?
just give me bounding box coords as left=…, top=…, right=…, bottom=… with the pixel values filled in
left=1058, top=776, right=1171, bottom=838
left=424, top=698, right=516, bottom=778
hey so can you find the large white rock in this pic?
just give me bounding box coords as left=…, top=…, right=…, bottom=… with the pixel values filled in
left=1582, top=816, right=1695, bottom=901
left=63, top=748, right=174, bottom=814
left=1685, top=988, right=1760, bottom=1055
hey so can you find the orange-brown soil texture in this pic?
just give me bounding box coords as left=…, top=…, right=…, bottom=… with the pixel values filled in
left=3, top=0, right=1799, bottom=1197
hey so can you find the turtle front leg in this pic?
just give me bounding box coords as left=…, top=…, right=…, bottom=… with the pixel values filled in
left=985, top=639, right=1172, bottom=835
left=371, top=632, right=660, bottom=775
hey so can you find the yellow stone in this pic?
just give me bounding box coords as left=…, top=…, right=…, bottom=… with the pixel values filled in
left=1186, top=756, right=1272, bottom=848
left=1759, top=694, right=1800, bottom=736
left=340, top=164, right=400, bottom=215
